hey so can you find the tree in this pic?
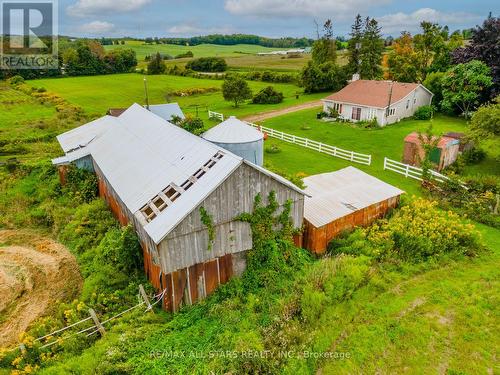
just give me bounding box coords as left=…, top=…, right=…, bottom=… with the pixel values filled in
left=147, top=52, right=166, bottom=74
left=441, top=60, right=493, bottom=118
left=222, top=75, right=252, bottom=107
left=469, top=96, right=500, bottom=140
left=385, top=32, right=421, bottom=82
left=452, top=15, right=500, bottom=97
left=311, top=19, right=337, bottom=65
left=346, top=14, right=363, bottom=75
left=423, top=71, right=445, bottom=108
left=185, top=57, right=227, bottom=72
left=359, top=17, right=384, bottom=79
left=301, top=61, right=347, bottom=93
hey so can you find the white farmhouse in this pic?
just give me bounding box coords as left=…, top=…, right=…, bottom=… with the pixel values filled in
left=322, top=79, right=433, bottom=126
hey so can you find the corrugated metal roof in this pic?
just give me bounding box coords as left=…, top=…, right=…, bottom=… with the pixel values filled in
left=303, top=167, right=404, bottom=228
left=202, top=116, right=263, bottom=144
left=56, top=116, right=117, bottom=153
left=148, top=103, right=185, bottom=122
left=53, top=103, right=304, bottom=245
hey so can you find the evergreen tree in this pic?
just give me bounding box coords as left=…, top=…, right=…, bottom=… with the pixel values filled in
left=346, top=14, right=363, bottom=75
left=147, top=52, right=166, bottom=74
left=359, top=17, right=384, bottom=79
left=311, top=19, right=337, bottom=65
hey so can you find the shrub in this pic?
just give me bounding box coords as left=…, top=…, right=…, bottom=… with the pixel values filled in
left=64, top=165, right=98, bottom=203
left=413, top=105, right=433, bottom=120
left=186, top=57, right=227, bottom=72
left=265, top=144, right=281, bottom=154
left=7, top=75, right=24, bottom=85
left=175, top=51, right=193, bottom=59
left=462, top=148, right=486, bottom=164
left=364, top=198, right=483, bottom=261
left=252, top=86, right=284, bottom=104
left=59, top=199, right=118, bottom=254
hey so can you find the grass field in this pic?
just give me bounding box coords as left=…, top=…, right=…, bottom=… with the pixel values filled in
left=27, top=73, right=325, bottom=118
left=258, top=108, right=498, bottom=196
left=104, top=41, right=288, bottom=60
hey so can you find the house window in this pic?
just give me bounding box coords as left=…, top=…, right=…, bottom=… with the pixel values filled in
left=406, top=100, right=410, bottom=109
left=414, top=98, right=417, bottom=104
left=387, top=108, right=395, bottom=116
left=351, top=107, right=361, bottom=121
left=332, top=102, right=343, bottom=113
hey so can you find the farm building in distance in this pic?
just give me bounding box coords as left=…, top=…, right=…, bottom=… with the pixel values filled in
left=322, top=79, right=433, bottom=126
left=302, top=167, right=404, bottom=253
left=403, top=132, right=460, bottom=171
left=107, top=103, right=185, bottom=122
left=52, top=104, right=305, bottom=311
left=202, top=116, right=264, bottom=166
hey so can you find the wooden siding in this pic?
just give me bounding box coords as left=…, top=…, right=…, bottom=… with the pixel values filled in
left=158, top=162, right=304, bottom=274
left=89, top=157, right=304, bottom=311
left=303, top=196, right=400, bottom=254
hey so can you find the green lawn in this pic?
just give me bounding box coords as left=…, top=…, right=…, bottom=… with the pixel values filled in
left=27, top=73, right=325, bottom=118
left=258, top=109, right=498, bottom=196
left=104, top=41, right=288, bottom=61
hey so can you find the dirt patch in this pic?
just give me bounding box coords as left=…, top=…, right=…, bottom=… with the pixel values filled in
left=242, top=100, right=322, bottom=123
left=397, top=297, right=427, bottom=318
left=0, top=230, right=82, bottom=348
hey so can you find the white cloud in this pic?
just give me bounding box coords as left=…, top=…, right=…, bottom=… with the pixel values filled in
left=67, top=0, right=151, bottom=17
left=379, top=8, right=482, bottom=33
left=224, top=0, right=390, bottom=18
left=78, top=20, right=115, bottom=34
left=167, top=24, right=235, bottom=36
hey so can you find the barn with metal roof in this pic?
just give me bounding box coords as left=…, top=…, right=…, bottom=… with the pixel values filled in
left=302, top=167, right=404, bottom=253
left=202, top=116, right=264, bottom=166
left=52, top=104, right=304, bottom=311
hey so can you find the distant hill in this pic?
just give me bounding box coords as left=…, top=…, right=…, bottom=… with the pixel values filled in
left=154, top=34, right=314, bottom=48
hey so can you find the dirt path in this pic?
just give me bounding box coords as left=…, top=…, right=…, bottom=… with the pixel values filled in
left=0, top=230, right=82, bottom=348
left=242, top=100, right=322, bottom=123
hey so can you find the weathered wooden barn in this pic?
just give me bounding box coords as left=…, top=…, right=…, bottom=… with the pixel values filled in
left=52, top=104, right=305, bottom=311
left=302, top=167, right=404, bottom=254
left=403, top=132, right=460, bottom=171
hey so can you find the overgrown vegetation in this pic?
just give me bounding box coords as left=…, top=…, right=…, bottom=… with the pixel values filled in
left=186, top=57, right=228, bottom=72
left=252, top=86, right=284, bottom=104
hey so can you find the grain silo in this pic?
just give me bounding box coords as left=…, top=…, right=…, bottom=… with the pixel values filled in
left=202, top=116, right=264, bottom=166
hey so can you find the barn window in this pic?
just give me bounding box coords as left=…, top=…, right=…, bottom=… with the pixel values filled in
left=163, top=185, right=181, bottom=202
left=139, top=151, right=225, bottom=223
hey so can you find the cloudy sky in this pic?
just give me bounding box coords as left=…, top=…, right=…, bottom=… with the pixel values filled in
left=59, top=0, right=499, bottom=38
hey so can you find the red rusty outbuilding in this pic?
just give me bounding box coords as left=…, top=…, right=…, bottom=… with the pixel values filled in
left=302, top=167, right=404, bottom=254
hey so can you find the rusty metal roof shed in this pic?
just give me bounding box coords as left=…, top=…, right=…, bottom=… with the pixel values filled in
left=303, top=167, right=404, bottom=228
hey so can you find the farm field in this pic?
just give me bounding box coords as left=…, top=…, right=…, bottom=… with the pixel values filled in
left=27, top=73, right=325, bottom=118
left=104, top=41, right=289, bottom=60
left=257, top=108, right=499, bottom=196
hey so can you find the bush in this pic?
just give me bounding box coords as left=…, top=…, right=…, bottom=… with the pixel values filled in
left=364, top=198, right=483, bottom=261
left=59, top=199, right=118, bottom=254
left=265, top=144, right=281, bottom=154
left=7, top=75, right=24, bottom=85
left=185, top=57, right=227, bottom=72
left=414, top=105, right=433, bottom=120
left=252, top=86, right=284, bottom=104
left=462, top=148, right=486, bottom=164
left=175, top=51, right=193, bottom=59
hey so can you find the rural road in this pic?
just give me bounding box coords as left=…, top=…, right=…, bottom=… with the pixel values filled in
left=243, top=100, right=322, bottom=122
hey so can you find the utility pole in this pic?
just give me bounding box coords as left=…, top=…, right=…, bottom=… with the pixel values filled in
left=143, top=76, right=150, bottom=110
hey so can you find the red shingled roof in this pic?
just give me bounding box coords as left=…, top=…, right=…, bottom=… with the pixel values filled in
left=323, top=80, right=420, bottom=108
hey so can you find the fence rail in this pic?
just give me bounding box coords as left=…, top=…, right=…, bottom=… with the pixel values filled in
left=4, top=284, right=163, bottom=354
left=208, top=110, right=224, bottom=121
left=247, top=122, right=372, bottom=166
left=383, top=157, right=450, bottom=183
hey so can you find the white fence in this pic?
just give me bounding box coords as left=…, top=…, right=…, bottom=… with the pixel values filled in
left=247, top=122, right=372, bottom=166
left=208, top=110, right=224, bottom=121
left=383, top=157, right=450, bottom=183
